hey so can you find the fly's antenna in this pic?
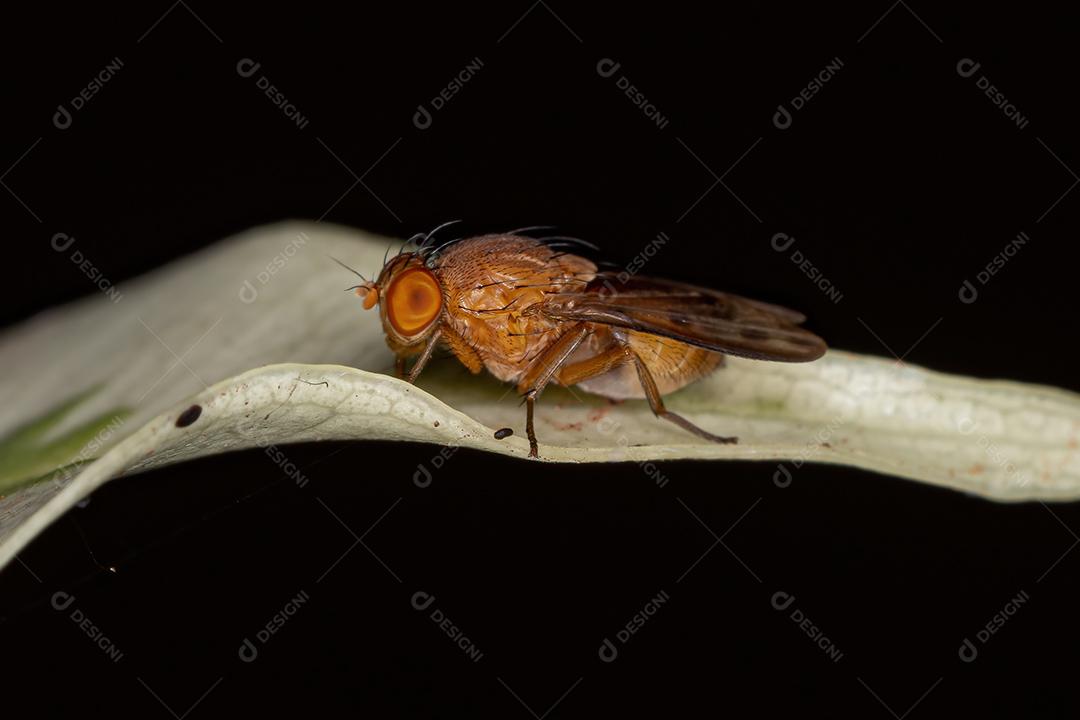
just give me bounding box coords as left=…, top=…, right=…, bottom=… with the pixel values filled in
left=328, top=255, right=369, bottom=283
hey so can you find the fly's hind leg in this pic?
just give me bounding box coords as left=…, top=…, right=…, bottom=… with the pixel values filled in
left=555, top=344, right=632, bottom=386
left=626, top=344, right=737, bottom=445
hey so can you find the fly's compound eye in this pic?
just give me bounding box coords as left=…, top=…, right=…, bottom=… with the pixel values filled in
left=387, top=268, right=443, bottom=336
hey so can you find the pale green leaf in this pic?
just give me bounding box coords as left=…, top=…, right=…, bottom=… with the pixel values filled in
left=1, top=221, right=1078, bottom=572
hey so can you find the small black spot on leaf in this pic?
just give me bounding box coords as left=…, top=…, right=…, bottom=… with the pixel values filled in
left=176, top=404, right=202, bottom=427
left=494, top=427, right=513, bottom=440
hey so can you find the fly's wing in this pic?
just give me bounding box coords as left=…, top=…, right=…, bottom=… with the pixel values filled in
left=537, top=273, right=827, bottom=361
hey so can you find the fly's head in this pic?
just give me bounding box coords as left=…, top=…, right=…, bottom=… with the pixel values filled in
left=351, top=252, right=444, bottom=350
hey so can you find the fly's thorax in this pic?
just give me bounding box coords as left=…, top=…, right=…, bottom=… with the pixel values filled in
left=429, top=235, right=598, bottom=379
left=433, top=234, right=598, bottom=293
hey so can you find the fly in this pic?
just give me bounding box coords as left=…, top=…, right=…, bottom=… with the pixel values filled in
left=345, top=225, right=827, bottom=458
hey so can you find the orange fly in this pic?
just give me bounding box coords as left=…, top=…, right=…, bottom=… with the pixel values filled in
left=344, top=223, right=826, bottom=458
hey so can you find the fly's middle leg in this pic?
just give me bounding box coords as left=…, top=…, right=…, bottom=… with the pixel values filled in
left=515, top=322, right=590, bottom=457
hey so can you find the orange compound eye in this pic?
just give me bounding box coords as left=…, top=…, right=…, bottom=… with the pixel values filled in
left=386, top=268, right=442, bottom=335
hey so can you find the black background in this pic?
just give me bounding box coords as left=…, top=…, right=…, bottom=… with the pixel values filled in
left=2, top=2, right=1079, bottom=717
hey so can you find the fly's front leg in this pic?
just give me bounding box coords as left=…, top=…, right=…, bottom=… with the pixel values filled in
left=516, top=322, right=590, bottom=458
left=625, top=341, right=737, bottom=445
left=398, top=328, right=442, bottom=384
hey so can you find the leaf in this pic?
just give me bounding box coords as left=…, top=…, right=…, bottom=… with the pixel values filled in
left=2, top=221, right=1079, bottom=572
left=0, top=385, right=130, bottom=493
